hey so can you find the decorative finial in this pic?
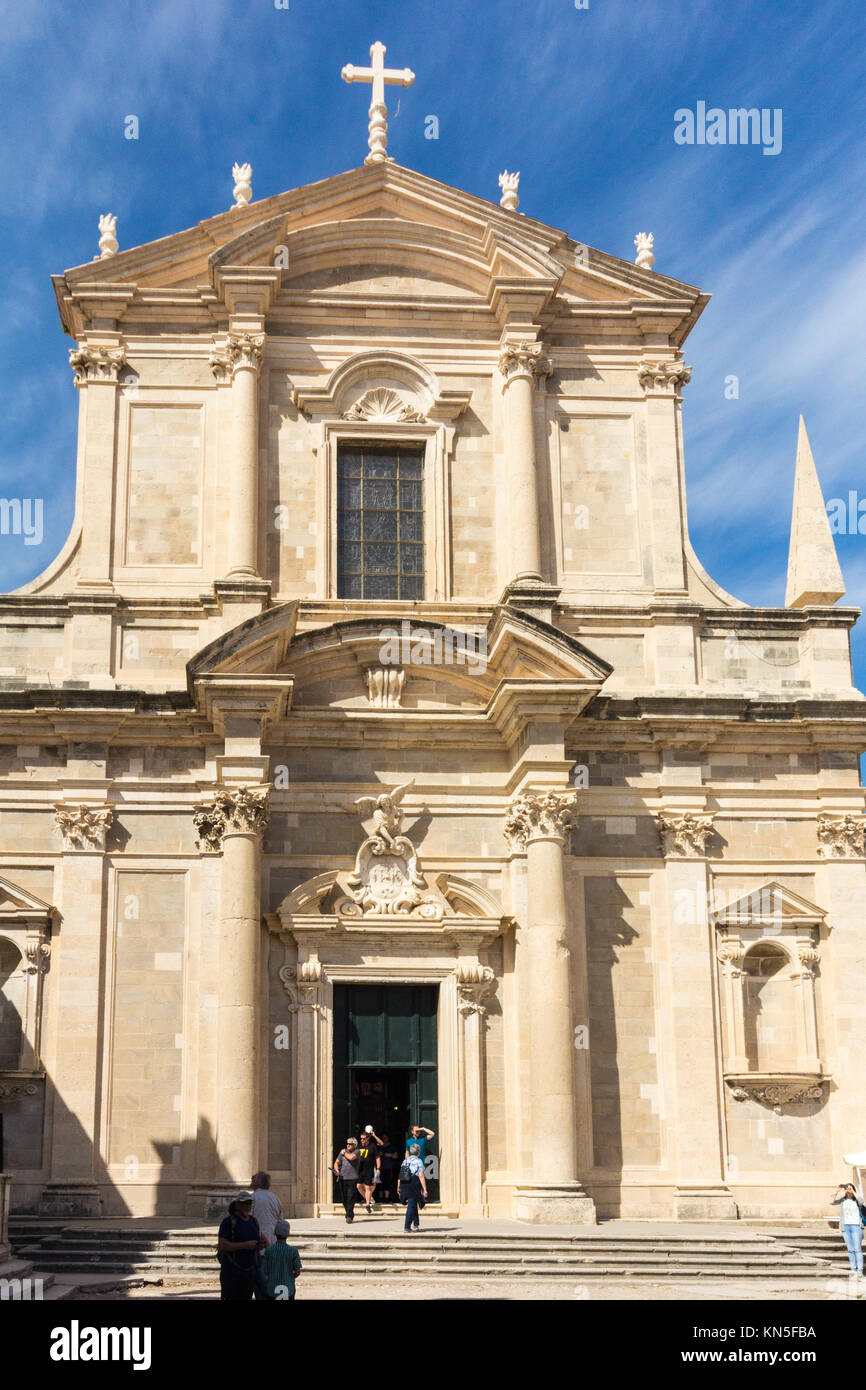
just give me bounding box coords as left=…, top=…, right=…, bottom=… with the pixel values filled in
left=341, top=41, right=415, bottom=165
left=499, top=171, right=520, bottom=211
left=634, top=232, right=655, bottom=270
left=97, top=214, right=118, bottom=259
left=232, top=163, right=253, bottom=210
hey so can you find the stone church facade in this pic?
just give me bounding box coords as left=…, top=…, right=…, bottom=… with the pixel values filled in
left=0, top=153, right=864, bottom=1224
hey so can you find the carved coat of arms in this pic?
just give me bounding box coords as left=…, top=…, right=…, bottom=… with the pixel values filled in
left=335, top=780, right=444, bottom=919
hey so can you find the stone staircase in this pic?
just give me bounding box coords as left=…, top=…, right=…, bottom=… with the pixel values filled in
left=764, top=1227, right=857, bottom=1278
left=0, top=1244, right=77, bottom=1301
left=7, top=1217, right=851, bottom=1285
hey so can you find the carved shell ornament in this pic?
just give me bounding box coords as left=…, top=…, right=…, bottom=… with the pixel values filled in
left=343, top=388, right=425, bottom=423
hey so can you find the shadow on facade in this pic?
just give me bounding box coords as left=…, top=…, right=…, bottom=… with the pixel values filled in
left=585, top=878, right=639, bottom=1214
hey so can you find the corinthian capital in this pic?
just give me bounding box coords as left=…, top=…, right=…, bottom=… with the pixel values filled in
left=213, top=784, right=270, bottom=837
left=656, top=811, right=714, bottom=858
left=210, top=332, right=265, bottom=383
left=498, top=338, right=551, bottom=389
left=54, top=803, right=114, bottom=852
left=69, top=344, right=127, bottom=387
left=504, top=789, right=578, bottom=848
left=637, top=360, right=691, bottom=396
left=817, top=813, right=866, bottom=859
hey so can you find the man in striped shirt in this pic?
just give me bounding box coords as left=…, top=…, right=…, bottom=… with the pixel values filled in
left=262, top=1219, right=303, bottom=1300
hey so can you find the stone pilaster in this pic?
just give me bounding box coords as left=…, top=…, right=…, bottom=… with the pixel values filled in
left=638, top=358, right=691, bottom=593
left=819, top=836, right=866, bottom=1175
left=211, top=784, right=270, bottom=1192
left=505, top=789, right=595, bottom=1223
left=69, top=341, right=126, bottom=592
left=655, top=798, right=737, bottom=1220
left=40, top=795, right=114, bottom=1217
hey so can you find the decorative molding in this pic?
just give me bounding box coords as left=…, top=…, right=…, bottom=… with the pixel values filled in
left=726, top=1075, right=826, bottom=1113
left=455, top=961, right=496, bottom=1016
left=231, top=162, right=252, bottom=209
left=343, top=387, right=425, bottom=423
left=794, top=941, right=821, bottom=979
left=0, top=1079, right=40, bottom=1100
left=54, top=804, right=114, bottom=853
left=498, top=170, right=520, bottom=211
left=504, top=790, right=579, bottom=849
left=656, top=811, right=713, bottom=857
left=634, top=231, right=654, bottom=269
left=498, top=339, right=551, bottom=389
left=716, top=939, right=745, bottom=978
left=637, top=360, right=691, bottom=396
left=69, top=344, right=127, bottom=387
left=365, top=666, right=405, bottom=709
left=24, top=939, right=50, bottom=976
left=193, top=801, right=226, bottom=855
left=817, top=813, right=866, bottom=858
left=279, top=961, right=324, bottom=1013
left=209, top=331, right=265, bottom=383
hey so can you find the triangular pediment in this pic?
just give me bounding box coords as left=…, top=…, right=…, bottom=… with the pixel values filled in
left=55, top=163, right=706, bottom=339
left=713, top=881, right=826, bottom=927
left=0, top=873, right=55, bottom=922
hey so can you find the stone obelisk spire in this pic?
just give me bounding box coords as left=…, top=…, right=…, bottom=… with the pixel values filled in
left=785, top=415, right=845, bottom=607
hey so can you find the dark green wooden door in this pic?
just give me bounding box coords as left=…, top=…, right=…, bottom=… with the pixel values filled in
left=333, top=984, right=438, bottom=1197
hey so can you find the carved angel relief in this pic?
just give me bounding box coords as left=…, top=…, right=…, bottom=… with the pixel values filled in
left=333, top=780, right=445, bottom=920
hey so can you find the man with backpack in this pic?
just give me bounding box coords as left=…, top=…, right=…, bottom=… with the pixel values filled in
left=217, top=1191, right=268, bottom=1300
left=398, top=1143, right=428, bottom=1232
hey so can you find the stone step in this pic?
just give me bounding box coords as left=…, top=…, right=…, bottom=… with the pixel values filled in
left=19, top=1228, right=787, bottom=1251
left=28, top=1262, right=834, bottom=1278
left=21, top=1241, right=799, bottom=1269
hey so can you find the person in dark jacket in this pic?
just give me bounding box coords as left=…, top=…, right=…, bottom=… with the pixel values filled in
left=217, top=1191, right=268, bottom=1300
left=398, top=1143, right=428, bottom=1232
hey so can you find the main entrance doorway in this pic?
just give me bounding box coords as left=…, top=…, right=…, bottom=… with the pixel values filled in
left=332, top=984, right=439, bottom=1201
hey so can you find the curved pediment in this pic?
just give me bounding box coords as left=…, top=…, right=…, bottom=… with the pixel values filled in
left=189, top=602, right=612, bottom=739
left=271, top=868, right=507, bottom=926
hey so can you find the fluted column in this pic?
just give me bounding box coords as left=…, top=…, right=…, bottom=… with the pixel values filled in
left=498, top=338, right=550, bottom=583
left=211, top=785, right=270, bottom=1186
left=213, top=332, right=264, bottom=578
left=505, top=789, right=595, bottom=1223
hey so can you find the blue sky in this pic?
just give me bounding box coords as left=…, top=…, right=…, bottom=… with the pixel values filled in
left=0, top=0, right=864, bottom=685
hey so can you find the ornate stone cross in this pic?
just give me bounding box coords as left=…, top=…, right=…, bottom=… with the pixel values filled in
left=341, top=40, right=415, bottom=165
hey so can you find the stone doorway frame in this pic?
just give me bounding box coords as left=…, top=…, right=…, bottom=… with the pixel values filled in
left=269, top=879, right=506, bottom=1218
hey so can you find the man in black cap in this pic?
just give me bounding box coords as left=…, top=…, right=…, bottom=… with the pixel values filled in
left=217, top=1190, right=268, bottom=1300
